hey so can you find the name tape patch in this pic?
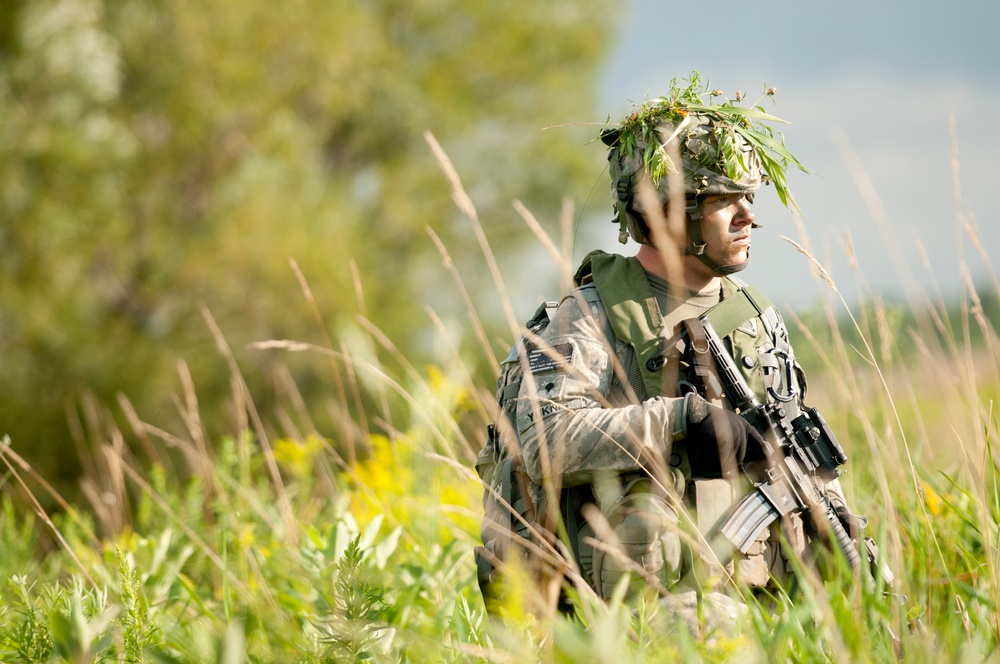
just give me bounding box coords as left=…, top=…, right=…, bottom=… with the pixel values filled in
left=527, top=343, right=574, bottom=373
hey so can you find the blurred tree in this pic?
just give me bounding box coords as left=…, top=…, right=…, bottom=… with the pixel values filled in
left=0, top=0, right=614, bottom=494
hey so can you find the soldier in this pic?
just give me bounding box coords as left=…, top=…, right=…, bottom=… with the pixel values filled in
left=476, top=78, right=863, bottom=628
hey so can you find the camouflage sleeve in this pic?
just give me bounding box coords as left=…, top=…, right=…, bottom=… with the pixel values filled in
left=514, top=293, right=682, bottom=488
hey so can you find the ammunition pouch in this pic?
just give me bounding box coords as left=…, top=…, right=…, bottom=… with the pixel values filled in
left=589, top=474, right=682, bottom=599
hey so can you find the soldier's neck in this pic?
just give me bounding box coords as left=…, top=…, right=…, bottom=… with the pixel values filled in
left=635, top=244, right=719, bottom=293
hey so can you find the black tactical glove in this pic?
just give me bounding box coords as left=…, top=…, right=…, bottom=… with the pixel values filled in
left=682, top=393, right=767, bottom=478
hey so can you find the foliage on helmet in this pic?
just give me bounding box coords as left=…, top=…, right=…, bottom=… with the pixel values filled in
left=601, top=72, right=809, bottom=210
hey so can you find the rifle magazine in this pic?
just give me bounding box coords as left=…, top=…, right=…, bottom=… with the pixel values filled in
left=718, top=489, right=780, bottom=554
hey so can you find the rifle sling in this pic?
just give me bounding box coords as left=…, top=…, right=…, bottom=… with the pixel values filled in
left=705, top=283, right=772, bottom=339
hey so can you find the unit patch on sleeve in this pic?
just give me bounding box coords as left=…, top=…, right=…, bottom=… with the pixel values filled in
left=527, top=343, right=574, bottom=373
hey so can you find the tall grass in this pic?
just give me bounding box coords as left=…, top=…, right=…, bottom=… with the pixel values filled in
left=0, top=132, right=998, bottom=662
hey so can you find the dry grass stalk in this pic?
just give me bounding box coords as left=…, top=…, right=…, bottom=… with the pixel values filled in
left=424, top=130, right=521, bottom=345
left=201, top=304, right=297, bottom=545
left=427, top=227, right=500, bottom=375
left=351, top=259, right=395, bottom=440
left=0, top=442, right=98, bottom=586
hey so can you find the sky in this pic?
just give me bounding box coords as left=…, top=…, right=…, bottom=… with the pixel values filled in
left=584, top=0, right=1000, bottom=311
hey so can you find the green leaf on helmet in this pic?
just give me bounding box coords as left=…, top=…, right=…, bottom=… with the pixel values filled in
left=736, top=125, right=808, bottom=175
left=600, top=71, right=809, bottom=213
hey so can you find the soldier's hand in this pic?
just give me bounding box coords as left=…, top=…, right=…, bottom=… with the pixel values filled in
left=682, top=393, right=766, bottom=478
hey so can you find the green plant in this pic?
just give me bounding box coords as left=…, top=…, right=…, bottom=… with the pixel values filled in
left=603, top=70, right=809, bottom=208
left=315, top=536, right=390, bottom=662
left=117, top=548, right=158, bottom=661
left=2, top=576, right=53, bottom=663
left=0, top=84, right=997, bottom=663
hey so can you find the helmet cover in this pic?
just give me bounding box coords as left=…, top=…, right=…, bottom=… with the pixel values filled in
left=601, top=74, right=806, bottom=245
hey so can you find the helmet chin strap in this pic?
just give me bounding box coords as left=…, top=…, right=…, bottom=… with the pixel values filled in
left=704, top=253, right=751, bottom=275
left=686, top=239, right=752, bottom=275
left=684, top=201, right=751, bottom=275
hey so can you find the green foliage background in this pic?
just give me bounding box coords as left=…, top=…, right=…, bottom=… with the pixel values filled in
left=0, top=0, right=613, bottom=491
left=2, top=4, right=1000, bottom=661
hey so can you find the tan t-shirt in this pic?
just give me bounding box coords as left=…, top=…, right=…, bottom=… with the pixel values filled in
left=645, top=270, right=721, bottom=336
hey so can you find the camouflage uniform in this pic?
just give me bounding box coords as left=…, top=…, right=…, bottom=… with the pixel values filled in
left=513, top=251, right=851, bottom=601
left=477, top=87, right=858, bottom=621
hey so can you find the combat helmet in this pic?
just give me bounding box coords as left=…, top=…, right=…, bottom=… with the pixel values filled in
left=600, top=74, right=806, bottom=275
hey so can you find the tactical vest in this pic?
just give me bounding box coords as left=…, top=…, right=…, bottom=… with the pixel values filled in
left=475, top=252, right=808, bottom=607
left=474, top=285, right=613, bottom=613
left=576, top=250, right=807, bottom=589
left=577, top=250, right=803, bottom=410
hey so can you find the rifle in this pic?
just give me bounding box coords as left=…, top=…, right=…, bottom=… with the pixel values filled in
left=696, top=317, right=863, bottom=570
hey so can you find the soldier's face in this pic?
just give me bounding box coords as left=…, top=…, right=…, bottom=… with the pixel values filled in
left=696, top=193, right=756, bottom=268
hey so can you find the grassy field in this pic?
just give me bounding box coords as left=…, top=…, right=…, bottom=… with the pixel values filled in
left=1, top=152, right=998, bottom=662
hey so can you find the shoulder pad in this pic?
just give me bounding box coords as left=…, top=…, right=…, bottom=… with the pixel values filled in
left=560, top=284, right=616, bottom=349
